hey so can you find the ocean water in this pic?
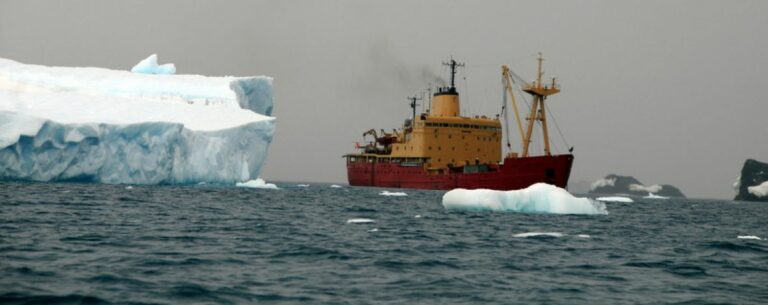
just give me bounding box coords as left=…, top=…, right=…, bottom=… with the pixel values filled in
left=1, top=181, right=766, bottom=304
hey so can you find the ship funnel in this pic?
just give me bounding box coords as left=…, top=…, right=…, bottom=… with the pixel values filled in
left=431, top=58, right=464, bottom=117
left=431, top=88, right=460, bottom=117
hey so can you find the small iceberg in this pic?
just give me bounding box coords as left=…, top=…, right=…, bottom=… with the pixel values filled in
left=124, top=186, right=134, bottom=190
left=644, top=193, right=669, bottom=199
left=576, top=234, right=591, bottom=238
left=737, top=235, right=761, bottom=240
left=330, top=184, right=343, bottom=188
left=513, top=232, right=564, bottom=238
left=296, top=184, right=310, bottom=187
left=379, top=190, right=407, bottom=197
left=442, top=183, right=608, bottom=215
left=596, top=196, right=633, bottom=203
left=347, top=218, right=375, bottom=224
left=131, top=54, right=176, bottom=75
left=236, top=178, right=278, bottom=189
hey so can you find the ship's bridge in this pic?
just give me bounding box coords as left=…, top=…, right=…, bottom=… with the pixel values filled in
left=389, top=109, right=502, bottom=170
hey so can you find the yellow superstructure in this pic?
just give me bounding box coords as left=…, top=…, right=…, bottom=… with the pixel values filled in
left=378, top=59, right=502, bottom=171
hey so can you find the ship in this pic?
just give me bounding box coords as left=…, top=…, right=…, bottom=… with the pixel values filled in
left=344, top=54, right=574, bottom=190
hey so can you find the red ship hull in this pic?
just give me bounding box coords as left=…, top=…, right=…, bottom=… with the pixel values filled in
left=346, top=154, right=574, bottom=190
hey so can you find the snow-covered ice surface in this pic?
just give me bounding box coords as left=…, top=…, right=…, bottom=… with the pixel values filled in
left=236, top=178, right=278, bottom=189
left=747, top=181, right=768, bottom=197
left=0, top=57, right=275, bottom=184
left=442, top=183, right=608, bottom=215
left=629, top=183, right=662, bottom=193
left=596, top=196, right=634, bottom=203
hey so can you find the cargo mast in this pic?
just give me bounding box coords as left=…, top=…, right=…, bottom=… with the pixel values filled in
left=521, top=53, right=560, bottom=157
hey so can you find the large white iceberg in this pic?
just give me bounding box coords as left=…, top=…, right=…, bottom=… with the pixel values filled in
left=0, top=56, right=275, bottom=184
left=442, top=183, right=608, bottom=215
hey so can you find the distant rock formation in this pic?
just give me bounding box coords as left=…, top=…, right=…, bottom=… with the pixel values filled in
left=588, top=174, right=686, bottom=198
left=734, top=159, right=768, bottom=202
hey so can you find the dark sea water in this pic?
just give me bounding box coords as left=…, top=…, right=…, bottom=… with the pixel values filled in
left=1, top=181, right=766, bottom=304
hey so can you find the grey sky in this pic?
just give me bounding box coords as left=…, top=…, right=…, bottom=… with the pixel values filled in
left=1, top=0, right=766, bottom=199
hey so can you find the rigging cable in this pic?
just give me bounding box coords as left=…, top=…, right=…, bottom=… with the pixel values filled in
left=544, top=98, right=571, bottom=152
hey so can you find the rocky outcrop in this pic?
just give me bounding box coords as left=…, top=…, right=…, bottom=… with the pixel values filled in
left=734, top=159, right=768, bottom=202
left=588, top=174, right=686, bottom=198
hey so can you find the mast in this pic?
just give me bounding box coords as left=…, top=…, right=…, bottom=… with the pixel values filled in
left=521, top=52, right=560, bottom=157
left=407, top=96, right=422, bottom=124
left=442, top=57, right=464, bottom=91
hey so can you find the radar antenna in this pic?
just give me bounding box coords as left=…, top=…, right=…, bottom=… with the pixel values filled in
left=407, top=96, right=422, bottom=123
left=442, top=57, right=465, bottom=91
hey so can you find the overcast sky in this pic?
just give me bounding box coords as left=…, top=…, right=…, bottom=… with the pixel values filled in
left=1, top=0, right=766, bottom=199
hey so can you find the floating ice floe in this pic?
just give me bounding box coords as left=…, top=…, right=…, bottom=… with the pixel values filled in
left=131, top=54, right=176, bottom=75
left=379, top=190, right=407, bottom=196
left=442, top=183, right=608, bottom=215
left=236, top=178, right=278, bottom=189
left=414, top=214, right=422, bottom=218
left=737, top=235, right=761, bottom=240
left=576, top=234, right=591, bottom=238
left=367, top=228, right=379, bottom=232
left=747, top=181, right=768, bottom=197
left=330, top=184, right=343, bottom=188
left=296, top=184, right=310, bottom=188
left=0, top=55, right=275, bottom=184
left=644, top=193, right=669, bottom=199
left=347, top=218, right=375, bottom=224
left=513, top=232, right=564, bottom=238
left=125, top=186, right=134, bottom=190
left=596, top=196, right=634, bottom=203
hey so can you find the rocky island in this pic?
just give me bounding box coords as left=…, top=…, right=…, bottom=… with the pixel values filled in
left=734, top=159, right=768, bottom=202
left=588, top=174, right=686, bottom=198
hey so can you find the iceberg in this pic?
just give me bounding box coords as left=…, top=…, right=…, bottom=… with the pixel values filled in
left=379, top=190, right=407, bottom=196
left=643, top=193, right=669, bottom=199
left=442, top=183, right=608, bottom=215
left=0, top=56, right=275, bottom=184
left=513, top=232, right=564, bottom=238
left=346, top=218, right=375, bottom=224
left=236, top=178, right=278, bottom=189
left=596, top=196, right=634, bottom=203
left=131, top=54, right=176, bottom=75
